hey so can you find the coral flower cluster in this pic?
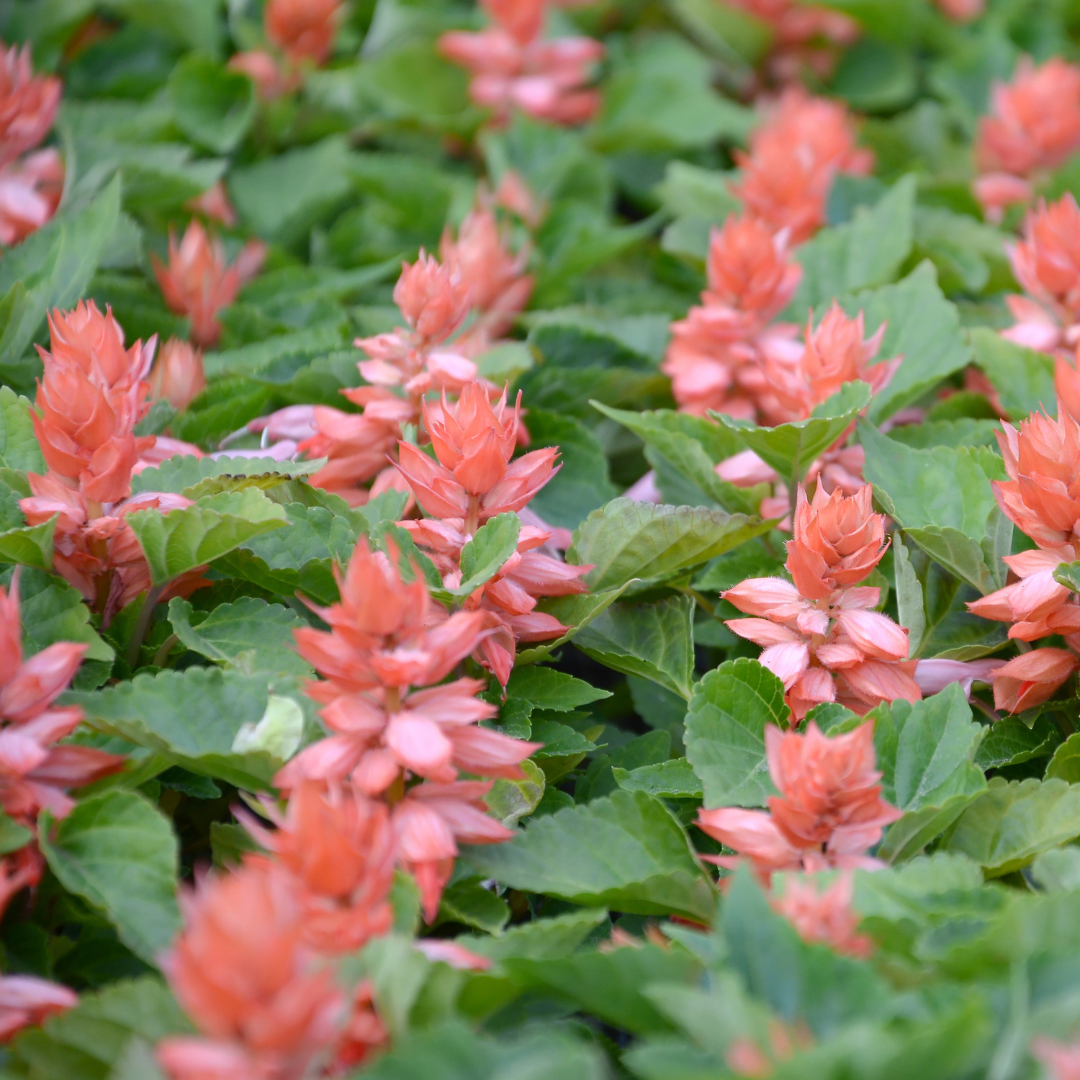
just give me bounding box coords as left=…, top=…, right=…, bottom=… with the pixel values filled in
left=152, top=219, right=267, bottom=349
left=724, top=0, right=859, bottom=84
left=157, top=849, right=388, bottom=1080
left=439, top=0, right=604, bottom=126
left=723, top=484, right=921, bottom=719
left=0, top=40, right=64, bottom=246
left=967, top=365, right=1080, bottom=712
left=275, top=536, right=535, bottom=919
left=973, top=57, right=1080, bottom=221
left=399, top=382, right=589, bottom=682
left=18, top=302, right=204, bottom=619
left=0, top=571, right=121, bottom=1043
left=697, top=721, right=901, bottom=875
left=228, top=0, right=343, bottom=99
left=262, top=234, right=532, bottom=507
left=1002, top=194, right=1080, bottom=355
left=733, top=88, right=873, bottom=245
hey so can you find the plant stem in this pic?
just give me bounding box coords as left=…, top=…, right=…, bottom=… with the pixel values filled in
left=126, top=584, right=164, bottom=671
left=152, top=634, right=179, bottom=669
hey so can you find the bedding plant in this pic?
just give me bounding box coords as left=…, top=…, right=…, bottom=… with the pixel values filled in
left=6, top=0, right=1080, bottom=1077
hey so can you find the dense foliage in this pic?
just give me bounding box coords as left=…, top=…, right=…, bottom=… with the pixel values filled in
left=6, top=0, right=1080, bottom=1078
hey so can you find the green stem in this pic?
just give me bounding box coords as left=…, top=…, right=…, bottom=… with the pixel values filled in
left=126, top=584, right=165, bottom=671
left=152, top=634, right=179, bottom=669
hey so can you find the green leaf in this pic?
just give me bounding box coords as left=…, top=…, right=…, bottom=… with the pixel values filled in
left=871, top=686, right=988, bottom=861
left=573, top=596, right=696, bottom=700
left=130, top=454, right=323, bottom=497
left=126, top=489, right=288, bottom=586
left=228, top=136, right=357, bottom=246
left=8, top=977, right=190, bottom=1080
left=893, top=539, right=925, bottom=658
left=830, top=37, right=918, bottom=112
left=712, top=381, right=872, bottom=483
left=40, top=791, right=181, bottom=964
left=789, top=176, right=917, bottom=317
left=0, top=809, right=32, bottom=856
left=0, top=177, right=122, bottom=371
left=684, top=658, right=786, bottom=808
left=512, top=586, right=637, bottom=666
left=166, top=597, right=310, bottom=676
left=1046, top=732, right=1080, bottom=783
left=486, top=760, right=546, bottom=828
left=614, top=757, right=703, bottom=799
left=167, top=54, right=255, bottom=154
left=214, top=500, right=367, bottom=606
left=969, top=327, right=1056, bottom=420
left=843, top=262, right=973, bottom=424
left=0, top=386, right=43, bottom=471
left=860, top=421, right=1005, bottom=591
left=358, top=1022, right=607, bottom=1080
left=0, top=515, right=56, bottom=570
left=654, top=161, right=741, bottom=224
left=569, top=498, right=769, bottom=593
left=506, top=945, right=702, bottom=1036
left=437, top=878, right=510, bottom=935
left=593, top=34, right=754, bottom=153
left=463, top=789, right=715, bottom=922
left=523, top=409, right=619, bottom=529
left=1055, top=561, right=1080, bottom=593
left=453, top=513, right=521, bottom=597
left=592, top=403, right=766, bottom=515
left=504, top=666, right=611, bottom=712
left=946, top=777, right=1080, bottom=875
left=975, top=715, right=1058, bottom=770
left=69, top=667, right=284, bottom=789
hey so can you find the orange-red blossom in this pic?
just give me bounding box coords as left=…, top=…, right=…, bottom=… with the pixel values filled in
left=772, top=872, right=873, bottom=957
left=697, top=721, right=902, bottom=877
left=152, top=220, right=266, bottom=348
left=662, top=212, right=803, bottom=420
left=965, top=389, right=1080, bottom=711
left=275, top=538, right=533, bottom=920
left=439, top=0, right=604, bottom=127
left=148, top=337, right=206, bottom=411
left=1001, top=195, right=1080, bottom=355
left=0, top=41, right=61, bottom=168
left=20, top=302, right=206, bottom=618
left=724, top=485, right=920, bottom=719
left=974, top=58, right=1080, bottom=220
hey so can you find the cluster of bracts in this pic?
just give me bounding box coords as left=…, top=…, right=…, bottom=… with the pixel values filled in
left=5, top=0, right=1080, bottom=1077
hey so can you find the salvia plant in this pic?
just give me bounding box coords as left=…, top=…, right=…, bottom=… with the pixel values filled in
left=6, top=0, right=1080, bottom=1078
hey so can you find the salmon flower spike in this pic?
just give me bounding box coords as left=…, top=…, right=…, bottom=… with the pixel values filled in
left=278, top=536, right=537, bottom=792
left=772, top=873, right=873, bottom=957
left=989, top=647, right=1079, bottom=714
left=663, top=213, right=803, bottom=420
left=975, top=58, right=1080, bottom=220
left=0, top=148, right=62, bottom=246
left=440, top=206, right=533, bottom=351
left=991, top=402, right=1080, bottom=558
left=967, top=549, right=1080, bottom=642
left=1003, top=196, right=1080, bottom=354
left=265, top=0, right=342, bottom=67
left=152, top=220, right=267, bottom=348
left=393, top=780, right=515, bottom=921
left=0, top=570, right=123, bottom=823
left=157, top=859, right=344, bottom=1080
left=239, top=782, right=395, bottom=955
left=724, top=0, right=858, bottom=82
left=0, top=974, right=78, bottom=1043
left=697, top=721, right=902, bottom=877
left=438, top=0, right=604, bottom=128
left=767, top=305, right=899, bottom=421
left=0, top=41, right=61, bottom=168
left=403, top=518, right=589, bottom=683
left=724, top=486, right=919, bottom=718
left=148, top=337, right=206, bottom=411
left=733, top=89, right=873, bottom=243
left=397, top=383, right=559, bottom=530
left=1033, top=1036, right=1080, bottom=1080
